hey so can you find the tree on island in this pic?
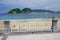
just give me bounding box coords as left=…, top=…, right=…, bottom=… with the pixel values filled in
left=8, top=8, right=32, bottom=14
left=22, top=8, right=32, bottom=13
left=8, top=8, right=22, bottom=14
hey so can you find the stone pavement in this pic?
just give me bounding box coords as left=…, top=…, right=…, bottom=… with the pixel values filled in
left=0, top=32, right=60, bottom=40
left=0, top=36, right=2, bottom=40
left=7, top=32, right=60, bottom=40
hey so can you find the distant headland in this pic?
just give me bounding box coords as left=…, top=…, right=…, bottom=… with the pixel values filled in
left=4, top=8, right=60, bottom=14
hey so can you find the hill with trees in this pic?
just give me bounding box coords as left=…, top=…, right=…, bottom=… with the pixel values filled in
left=8, top=8, right=32, bottom=14
left=8, top=8, right=22, bottom=14
left=8, top=8, right=55, bottom=14
left=22, top=8, right=32, bottom=13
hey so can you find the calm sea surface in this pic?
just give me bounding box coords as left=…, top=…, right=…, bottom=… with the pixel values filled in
left=0, top=13, right=60, bottom=20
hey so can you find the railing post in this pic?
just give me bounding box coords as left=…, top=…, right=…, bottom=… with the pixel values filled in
left=1, top=21, right=10, bottom=40
left=51, top=17, right=58, bottom=32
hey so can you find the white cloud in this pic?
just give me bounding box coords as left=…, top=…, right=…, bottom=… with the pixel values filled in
left=0, top=0, right=60, bottom=11
left=0, top=0, right=48, bottom=5
left=0, top=0, right=49, bottom=9
left=0, top=0, right=47, bottom=9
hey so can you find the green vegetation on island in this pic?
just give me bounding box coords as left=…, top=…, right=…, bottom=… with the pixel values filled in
left=22, top=8, right=32, bottom=13
left=8, top=8, right=22, bottom=14
left=8, top=8, right=55, bottom=14
left=8, top=8, right=32, bottom=14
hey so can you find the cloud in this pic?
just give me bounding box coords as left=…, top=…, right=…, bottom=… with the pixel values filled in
left=0, top=0, right=48, bottom=7
left=0, top=0, right=48, bottom=4
left=0, top=0, right=60, bottom=11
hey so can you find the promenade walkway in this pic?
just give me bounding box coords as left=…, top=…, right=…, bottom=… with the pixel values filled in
left=0, top=32, right=60, bottom=40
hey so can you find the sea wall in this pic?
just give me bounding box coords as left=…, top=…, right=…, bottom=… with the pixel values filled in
left=10, top=19, right=52, bottom=32
left=0, top=18, right=60, bottom=33
left=57, top=18, right=60, bottom=30
left=0, top=21, right=5, bottom=33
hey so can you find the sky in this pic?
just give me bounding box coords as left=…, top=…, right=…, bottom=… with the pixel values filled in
left=0, top=0, right=60, bottom=13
